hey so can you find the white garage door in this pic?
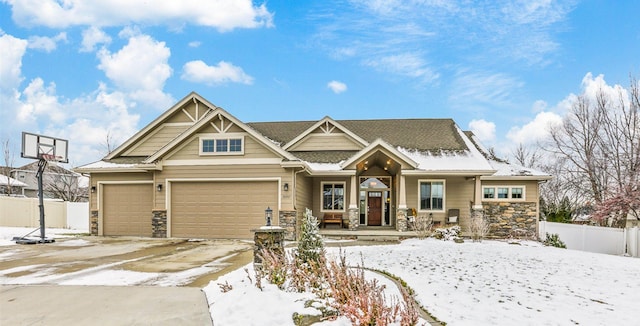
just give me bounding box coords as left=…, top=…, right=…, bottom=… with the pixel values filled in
left=103, top=183, right=153, bottom=236
left=170, top=181, right=278, bottom=239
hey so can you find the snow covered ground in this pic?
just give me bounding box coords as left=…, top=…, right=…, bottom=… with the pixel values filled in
left=2, top=228, right=639, bottom=325
left=206, top=239, right=640, bottom=326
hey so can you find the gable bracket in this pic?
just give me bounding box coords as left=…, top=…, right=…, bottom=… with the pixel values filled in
left=320, top=121, right=335, bottom=134
left=210, top=113, right=235, bottom=133
left=182, top=108, right=196, bottom=122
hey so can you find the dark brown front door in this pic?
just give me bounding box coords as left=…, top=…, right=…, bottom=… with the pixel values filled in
left=368, top=192, right=382, bottom=226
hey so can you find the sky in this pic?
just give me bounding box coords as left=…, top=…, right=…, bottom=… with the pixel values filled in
left=0, top=0, right=639, bottom=167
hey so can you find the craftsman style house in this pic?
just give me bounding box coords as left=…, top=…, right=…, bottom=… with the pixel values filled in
left=76, top=92, right=551, bottom=240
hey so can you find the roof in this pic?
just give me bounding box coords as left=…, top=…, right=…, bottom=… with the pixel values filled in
left=0, top=175, right=28, bottom=187
left=248, top=118, right=466, bottom=151
left=15, top=161, right=76, bottom=175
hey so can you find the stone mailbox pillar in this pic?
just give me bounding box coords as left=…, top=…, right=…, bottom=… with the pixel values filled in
left=252, top=226, right=286, bottom=269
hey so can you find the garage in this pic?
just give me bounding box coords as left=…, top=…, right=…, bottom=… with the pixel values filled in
left=102, top=183, right=153, bottom=236
left=170, top=181, right=278, bottom=239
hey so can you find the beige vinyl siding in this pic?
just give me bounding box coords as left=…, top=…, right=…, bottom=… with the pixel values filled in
left=404, top=176, right=474, bottom=225
left=125, top=124, right=191, bottom=156
left=289, top=134, right=363, bottom=151
left=89, top=173, right=153, bottom=209
left=165, top=134, right=280, bottom=160
left=154, top=164, right=292, bottom=209
left=295, top=174, right=313, bottom=228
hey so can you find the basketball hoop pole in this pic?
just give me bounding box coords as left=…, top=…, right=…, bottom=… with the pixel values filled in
left=36, top=157, right=48, bottom=242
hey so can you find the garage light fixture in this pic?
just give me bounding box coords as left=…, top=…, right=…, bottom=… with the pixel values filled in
left=91, top=186, right=96, bottom=193
left=157, top=183, right=163, bottom=192
left=283, top=183, right=289, bottom=191
left=265, top=207, right=273, bottom=226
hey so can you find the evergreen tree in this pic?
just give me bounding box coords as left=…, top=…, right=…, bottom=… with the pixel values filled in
left=297, top=208, right=324, bottom=264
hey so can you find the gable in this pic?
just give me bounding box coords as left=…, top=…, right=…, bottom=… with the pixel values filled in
left=288, top=124, right=364, bottom=151
left=164, top=114, right=282, bottom=162
left=123, top=124, right=191, bottom=156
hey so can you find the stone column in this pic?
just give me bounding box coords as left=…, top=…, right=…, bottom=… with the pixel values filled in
left=348, top=207, right=359, bottom=230
left=396, top=208, right=407, bottom=232
left=252, top=227, right=286, bottom=269
left=278, top=210, right=297, bottom=241
left=90, top=210, right=98, bottom=235
left=152, top=210, right=167, bottom=238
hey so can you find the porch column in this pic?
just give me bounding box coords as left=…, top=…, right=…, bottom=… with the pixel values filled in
left=396, top=174, right=408, bottom=231
left=473, top=176, right=482, bottom=209
left=348, top=175, right=359, bottom=230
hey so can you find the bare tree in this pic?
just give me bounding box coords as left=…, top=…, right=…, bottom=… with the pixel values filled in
left=1, top=139, right=16, bottom=195
left=44, top=171, right=88, bottom=202
left=546, top=76, right=640, bottom=226
left=511, top=143, right=541, bottom=168
left=103, top=129, right=115, bottom=155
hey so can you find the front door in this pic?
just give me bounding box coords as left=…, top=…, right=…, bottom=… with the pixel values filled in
left=368, top=192, right=382, bottom=226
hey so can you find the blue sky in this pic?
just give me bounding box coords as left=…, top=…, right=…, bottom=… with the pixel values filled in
left=1, top=0, right=639, bottom=166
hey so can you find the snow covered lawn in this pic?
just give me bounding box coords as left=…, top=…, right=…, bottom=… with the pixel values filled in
left=206, top=238, right=640, bottom=325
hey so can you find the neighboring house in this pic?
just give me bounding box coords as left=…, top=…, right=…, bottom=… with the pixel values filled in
left=11, top=162, right=89, bottom=202
left=76, top=92, right=552, bottom=240
left=0, top=174, right=27, bottom=196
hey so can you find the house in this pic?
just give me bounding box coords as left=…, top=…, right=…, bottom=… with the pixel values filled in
left=76, top=92, right=551, bottom=240
left=0, top=173, right=27, bottom=196
left=11, top=162, right=89, bottom=202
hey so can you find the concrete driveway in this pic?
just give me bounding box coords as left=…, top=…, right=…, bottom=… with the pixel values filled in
left=0, top=235, right=254, bottom=325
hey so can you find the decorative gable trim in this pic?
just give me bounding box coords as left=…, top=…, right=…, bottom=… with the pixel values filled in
left=142, top=104, right=298, bottom=164
left=282, top=116, right=369, bottom=151
left=106, top=92, right=211, bottom=160
left=340, top=139, right=418, bottom=170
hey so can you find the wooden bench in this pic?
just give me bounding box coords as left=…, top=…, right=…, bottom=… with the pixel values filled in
left=321, top=213, right=343, bottom=228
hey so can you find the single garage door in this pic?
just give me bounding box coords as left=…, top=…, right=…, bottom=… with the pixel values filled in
left=103, top=183, right=153, bottom=236
left=171, top=181, right=277, bottom=239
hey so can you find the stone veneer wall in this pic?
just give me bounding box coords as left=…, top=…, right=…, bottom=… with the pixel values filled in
left=90, top=210, right=98, bottom=235
left=152, top=210, right=167, bottom=238
left=483, top=202, right=538, bottom=238
left=252, top=227, right=286, bottom=268
left=278, top=210, right=297, bottom=241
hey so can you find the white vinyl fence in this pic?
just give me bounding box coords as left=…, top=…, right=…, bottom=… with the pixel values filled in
left=539, top=221, right=639, bottom=258
left=0, top=196, right=89, bottom=230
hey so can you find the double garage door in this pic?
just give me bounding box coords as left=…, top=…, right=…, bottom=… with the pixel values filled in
left=170, top=181, right=278, bottom=239
left=102, top=181, right=277, bottom=239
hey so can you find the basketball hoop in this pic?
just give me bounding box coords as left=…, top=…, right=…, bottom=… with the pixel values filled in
left=40, top=154, right=61, bottom=167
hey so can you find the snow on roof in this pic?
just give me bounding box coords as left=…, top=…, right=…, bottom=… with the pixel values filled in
left=488, top=159, right=551, bottom=177
left=0, top=175, right=28, bottom=187
left=76, top=160, right=138, bottom=170
left=304, top=162, right=343, bottom=171
left=397, top=147, right=494, bottom=172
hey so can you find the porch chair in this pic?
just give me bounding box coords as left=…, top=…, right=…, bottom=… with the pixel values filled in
left=447, top=209, right=459, bottom=224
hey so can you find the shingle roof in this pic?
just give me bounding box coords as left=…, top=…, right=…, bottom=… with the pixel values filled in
left=290, top=151, right=358, bottom=163
left=247, top=118, right=466, bottom=151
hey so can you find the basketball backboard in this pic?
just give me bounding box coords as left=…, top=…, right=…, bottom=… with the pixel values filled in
left=21, top=132, right=69, bottom=163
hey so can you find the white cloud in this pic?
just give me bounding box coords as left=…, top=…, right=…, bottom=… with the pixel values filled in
left=27, top=32, right=67, bottom=52
left=80, top=27, right=112, bottom=52
left=468, top=119, right=496, bottom=143
left=449, top=70, right=524, bottom=112
left=17, top=78, right=66, bottom=124
left=364, top=53, right=439, bottom=84
left=6, top=0, right=273, bottom=32
left=188, top=41, right=201, bottom=48
left=507, top=111, right=563, bottom=145
left=181, top=60, right=254, bottom=86
left=97, top=33, right=172, bottom=93
left=0, top=33, right=28, bottom=92
left=327, top=80, right=347, bottom=94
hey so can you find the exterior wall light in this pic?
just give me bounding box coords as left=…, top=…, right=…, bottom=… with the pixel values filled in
left=91, top=186, right=96, bottom=193
left=283, top=183, right=289, bottom=191
left=157, top=183, right=163, bottom=192
left=265, top=207, right=273, bottom=226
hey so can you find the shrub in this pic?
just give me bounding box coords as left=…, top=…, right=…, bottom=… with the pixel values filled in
left=543, top=233, right=567, bottom=248
left=469, top=216, right=490, bottom=242
left=410, top=214, right=433, bottom=240
left=297, top=208, right=325, bottom=265
left=434, top=225, right=461, bottom=241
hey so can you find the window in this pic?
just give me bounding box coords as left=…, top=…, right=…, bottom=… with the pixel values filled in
left=419, top=180, right=444, bottom=211
left=482, top=186, right=525, bottom=201
left=483, top=187, right=495, bottom=199
left=497, top=187, right=509, bottom=199
left=511, top=187, right=523, bottom=199
left=322, top=183, right=345, bottom=211
left=200, top=136, right=244, bottom=155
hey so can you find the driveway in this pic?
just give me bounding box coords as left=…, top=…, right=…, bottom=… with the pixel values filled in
left=0, top=235, right=254, bottom=325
